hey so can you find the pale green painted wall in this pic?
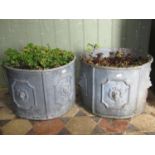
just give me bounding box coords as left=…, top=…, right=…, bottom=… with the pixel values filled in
left=0, top=19, right=152, bottom=86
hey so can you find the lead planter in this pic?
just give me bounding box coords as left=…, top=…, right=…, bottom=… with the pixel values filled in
left=79, top=48, right=153, bottom=119
left=5, top=57, right=76, bottom=120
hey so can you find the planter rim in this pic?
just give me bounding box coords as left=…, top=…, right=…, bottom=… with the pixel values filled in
left=4, top=55, right=76, bottom=72
left=82, top=54, right=153, bottom=70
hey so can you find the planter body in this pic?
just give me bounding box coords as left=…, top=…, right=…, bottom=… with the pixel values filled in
left=5, top=58, right=76, bottom=120
left=79, top=48, right=153, bottom=118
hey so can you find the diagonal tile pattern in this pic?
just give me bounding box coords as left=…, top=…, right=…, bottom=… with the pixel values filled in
left=1, top=119, right=32, bottom=135
left=58, top=128, right=71, bottom=135
left=99, top=118, right=129, bottom=134
left=62, top=104, right=80, bottom=118
left=0, top=88, right=155, bottom=135
left=65, top=116, right=96, bottom=135
left=91, top=125, right=106, bottom=135
left=130, top=114, right=155, bottom=132
left=0, top=107, right=16, bottom=120
left=75, top=110, right=87, bottom=117
left=32, top=119, right=64, bottom=135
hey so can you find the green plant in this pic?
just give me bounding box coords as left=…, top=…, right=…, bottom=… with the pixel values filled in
left=85, top=43, right=100, bottom=52
left=83, top=43, right=151, bottom=67
left=3, top=43, right=74, bottom=69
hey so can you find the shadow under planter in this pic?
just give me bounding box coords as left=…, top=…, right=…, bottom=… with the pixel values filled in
left=4, top=57, right=76, bottom=120
left=79, top=48, right=153, bottom=119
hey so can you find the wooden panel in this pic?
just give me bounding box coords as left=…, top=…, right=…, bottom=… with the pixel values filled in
left=98, top=19, right=112, bottom=48
left=111, top=19, right=128, bottom=48
left=0, top=20, right=12, bottom=52
left=25, top=19, right=42, bottom=45
left=125, top=19, right=140, bottom=49
left=83, top=19, right=98, bottom=49
left=54, top=19, right=70, bottom=50
left=125, top=19, right=151, bottom=52
left=39, top=19, right=56, bottom=48
left=69, top=19, right=83, bottom=53
left=6, top=19, right=29, bottom=49
left=138, top=19, right=151, bottom=52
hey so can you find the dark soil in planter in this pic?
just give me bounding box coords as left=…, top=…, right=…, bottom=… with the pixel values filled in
left=82, top=51, right=151, bottom=67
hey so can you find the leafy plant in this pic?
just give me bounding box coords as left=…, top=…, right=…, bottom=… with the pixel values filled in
left=83, top=43, right=151, bottom=67
left=85, top=43, right=100, bottom=52
left=3, top=43, right=74, bottom=69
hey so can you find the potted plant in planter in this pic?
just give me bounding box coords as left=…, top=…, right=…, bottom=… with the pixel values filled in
left=2, top=43, right=76, bottom=120
left=79, top=43, right=153, bottom=118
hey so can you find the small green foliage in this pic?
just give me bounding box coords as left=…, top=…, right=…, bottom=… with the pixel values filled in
left=3, top=43, right=74, bottom=69
left=85, top=43, right=100, bottom=52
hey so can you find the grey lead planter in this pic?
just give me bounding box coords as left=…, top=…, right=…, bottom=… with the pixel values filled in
left=5, top=57, right=76, bottom=120
left=79, top=48, right=153, bottom=119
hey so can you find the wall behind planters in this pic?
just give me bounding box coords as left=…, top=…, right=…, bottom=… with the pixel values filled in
left=0, top=19, right=151, bottom=87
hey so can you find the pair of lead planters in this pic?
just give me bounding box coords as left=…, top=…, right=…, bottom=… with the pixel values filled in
left=5, top=48, right=153, bottom=120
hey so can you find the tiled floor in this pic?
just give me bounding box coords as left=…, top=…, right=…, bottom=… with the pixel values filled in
left=1, top=88, right=155, bottom=135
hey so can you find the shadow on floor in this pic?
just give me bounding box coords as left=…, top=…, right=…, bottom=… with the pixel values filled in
left=147, top=87, right=155, bottom=107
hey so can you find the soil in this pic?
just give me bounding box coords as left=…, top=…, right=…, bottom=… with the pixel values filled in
left=82, top=51, right=151, bottom=67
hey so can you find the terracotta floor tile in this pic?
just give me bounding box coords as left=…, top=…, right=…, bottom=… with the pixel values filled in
left=130, top=113, right=155, bottom=132
left=124, top=131, right=145, bottom=135
left=65, top=116, right=96, bottom=135
left=32, top=118, right=64, bottom=135
left=0, top=128, right=2, bottom=135
left=0, top=99, right=11, bottom=109
left=125, top=124, right=139, bottom=133
left=1, top=119, right=32, bottom=135
left=144, top=132, right=155, bottom=135
left=99, top=118, right=129, bottom=134
left=62, top=104, right=79, bottom=117
left=0, top=101, right=6, bottom=108
left=0, top=120, right=10, bottom=127
left=0, top=89, right=8, bottom=99
left=147, top=89, right=155, bottom=106
left=26, top=129, right=36, bottom=135
left=99, top=118, right=115, bottom=133
left=91, top=116, right=101, bottom=123
left=91, top=125, right=106, bottom=135
left=0, top=107, right=16, bottom=120
left=60, top=117, right=70, bottom=124
left=144, top=104, right=155, bottom=116
left=58, top=128, right=71, bottom=135
left=79, top=107, right=94, bottom=117
left=75, top=110, right=87, bottom=117
left=2, top=87, right=155, bottom=135
left=113, top=119, right=130, bottom=131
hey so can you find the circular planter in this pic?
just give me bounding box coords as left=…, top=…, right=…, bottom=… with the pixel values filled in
left=79, top=48, right=153, bottom=119
left=4, top=57, right=76, bottom=120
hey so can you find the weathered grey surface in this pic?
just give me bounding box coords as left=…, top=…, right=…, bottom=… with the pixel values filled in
left=4, top=57, right=76, bottom=120
left=79, top=48, right=153, bottom=118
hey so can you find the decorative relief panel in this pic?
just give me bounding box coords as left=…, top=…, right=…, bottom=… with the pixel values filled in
left=101, top=80, right=130, bottom=109
left=56, top=76, right=73, bottom=105
left=11, top=80, right=36, bottom=110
